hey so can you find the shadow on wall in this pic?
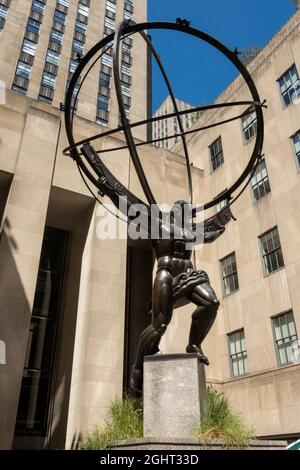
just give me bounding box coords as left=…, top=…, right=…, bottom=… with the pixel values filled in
left=0, top=177, right=95, bottom=449
left=42, top=187, right=95, bottom=450
left=0, top=217, right=32, bottom=450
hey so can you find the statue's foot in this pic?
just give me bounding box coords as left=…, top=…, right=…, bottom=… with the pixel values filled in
left=129, top=366, right=143, bottom=397
left=186, top=344, right=210, bottom=366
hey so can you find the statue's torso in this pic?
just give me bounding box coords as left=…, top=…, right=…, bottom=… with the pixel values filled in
left=152, top=231, right=194, bottom=276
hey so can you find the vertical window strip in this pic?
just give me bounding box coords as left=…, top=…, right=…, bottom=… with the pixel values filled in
left=120, top=0, right=134, bottom=121
left=39, top=0, right=69, bottom=103
left=0, top=0, right=12, bottom=33
left=66, top=0, right=90, bottom=110
left=96, top=0, right=114, bottom=125
left=12, top=0, right=46, bottom=95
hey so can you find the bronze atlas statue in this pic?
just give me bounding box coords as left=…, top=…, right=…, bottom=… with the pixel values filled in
left=63, top=19, right=265, bottom=396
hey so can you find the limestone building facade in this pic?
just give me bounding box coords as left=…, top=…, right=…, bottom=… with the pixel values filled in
left=172, top=8, right=300, bottom=443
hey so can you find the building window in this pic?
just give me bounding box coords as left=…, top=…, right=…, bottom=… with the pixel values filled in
left=105, top=9, right=115, bottom=21
left=69, top=59, right=78, bottom=74
left=220, top=252, right=239, bottom=296
left=41, top=71, right=56, bottom=89
left=122, top=94, right=131, bottom=107
left=122, top=52, right=132, bottom=65
left=78, top=2, right=89, bottom=17
left=100, top=71, right=110, bottom=88
left=121, top=83, right=131, bottom=97
left=15, top=61, right=32, bottom=80
left=14, top=227, right=68, bottom=436
left=0, top=2, right=9, bottom=21
left=228, top=329, right=248, bottom=377
left=242, top=107, right=257, bottom=142
left=104, top=16, right=115, bottom=29
left=278, top=65, right=299, bottom=107
left=292, top=130, right=300, bottom=169
left=75, top=20, right=87, bottom=35
left=209, top=137, right=224, bottom=172
left=72, top=38, right=84, bottom=54
left=46, top=49, right=60, bottom=66
left=32, top=0, right=45, bottom=15
left=96, top=109, right=109, bottom=125
left=26, top=17, right=41, bottom=35
left=64, top=0, right=90, bottom=109
left=101, top=53, right=112, bottom=68
left=272, top=311, right=298, bottom=366
left=54, top=9, right=67, bottom=25
left=123, top=35, right=133, bottom=48
left=50, top=28, right=63, bottom=44
left=259, top=227, right=284, bottom=276
left=21, top=38, right=37, bottom=56
left=97, top=94, right=109, bottom=111
left=106, top=0, right=116, bottom=13
left=251, top=158, right=271, bottom=202
left=124, top=10, right=133, bottom=21
left=38, top=1, right=70, bottom=104
left=121, top=63, right=131, bottom=75
left=122, top=42, right=132, bottom=53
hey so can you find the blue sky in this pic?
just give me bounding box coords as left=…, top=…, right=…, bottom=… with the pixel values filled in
left=148, top=0, right=296, bottom=111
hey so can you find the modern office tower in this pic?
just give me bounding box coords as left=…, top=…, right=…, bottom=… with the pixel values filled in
left=152, top=96, right=196, bottom=149
left=0, top=0, right=149, bottom=138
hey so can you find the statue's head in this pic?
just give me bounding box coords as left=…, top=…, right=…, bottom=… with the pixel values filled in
left=169, top=200, right=191, bottom=227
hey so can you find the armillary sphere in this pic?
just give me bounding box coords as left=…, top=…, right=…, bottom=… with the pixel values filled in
left=63, top=19, right=265, bottom=224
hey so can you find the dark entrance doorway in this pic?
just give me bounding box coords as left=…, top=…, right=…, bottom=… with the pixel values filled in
left=13, top=226, right=69, bottom=448
left=123, top=239, right=154, bottom=392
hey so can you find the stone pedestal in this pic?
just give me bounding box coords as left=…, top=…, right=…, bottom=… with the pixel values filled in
left=143, top=354, right=206, bottom=439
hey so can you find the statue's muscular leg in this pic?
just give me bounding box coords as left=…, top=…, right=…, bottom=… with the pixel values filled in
left=130, top=269, right=173, bottom=396
left=186, top=282, right=220, bottom=365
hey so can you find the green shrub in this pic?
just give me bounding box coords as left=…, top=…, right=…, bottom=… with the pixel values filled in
left=193, top=387, right=255, bottom=448
left=82, top=397, right=143, bottom=450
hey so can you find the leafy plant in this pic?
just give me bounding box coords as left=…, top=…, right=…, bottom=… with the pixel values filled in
left=82, top=397, right=143, bottom=450
left=193, top=387, right=255, bottom=448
